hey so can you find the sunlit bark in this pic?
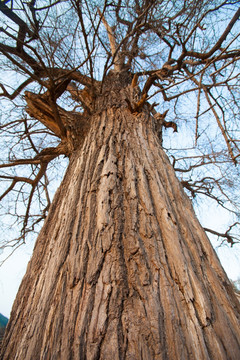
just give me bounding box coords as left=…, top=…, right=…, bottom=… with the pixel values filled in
left=1, top=83, right=240, bottom=359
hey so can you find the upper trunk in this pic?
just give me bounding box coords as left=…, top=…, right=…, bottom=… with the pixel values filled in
left=1, top=77, right=240, bottom=360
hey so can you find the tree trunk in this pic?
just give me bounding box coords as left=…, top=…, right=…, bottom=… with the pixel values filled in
left=1, top=82, right=240, bottom=359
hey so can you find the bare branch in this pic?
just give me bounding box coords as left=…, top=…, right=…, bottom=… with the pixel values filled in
left=0, top=78, right=33, bottom=99
left=97, top=7, right=123, bottom=71
left=178, top=6, right=240, bottom=62
left=203, top=87, right=237, bottom=165
left=204, top=226, right=239, bottom=246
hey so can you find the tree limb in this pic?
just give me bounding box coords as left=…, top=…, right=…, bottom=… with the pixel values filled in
left=97, top=8, right=123, bottom=71
left=204, top=227, right=237, bottom=246
left=0, top=78, right=33, bottom=99
left=178, top=7, right=240, bottom=62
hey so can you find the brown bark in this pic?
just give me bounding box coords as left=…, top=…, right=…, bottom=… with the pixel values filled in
left=1, top=81, right=240, bottom=360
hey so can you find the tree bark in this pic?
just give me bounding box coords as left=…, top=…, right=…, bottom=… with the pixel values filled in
left=1, top=83, right=240, bottom=359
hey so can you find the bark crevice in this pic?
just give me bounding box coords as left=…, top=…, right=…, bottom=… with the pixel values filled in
left=1, top=87, right=240, bottom=360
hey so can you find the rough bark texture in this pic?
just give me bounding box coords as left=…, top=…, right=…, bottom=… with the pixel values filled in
left=1, top=79, right=240, bottom=360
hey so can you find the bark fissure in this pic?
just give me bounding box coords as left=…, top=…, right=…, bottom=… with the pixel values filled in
left=1, top=82, right=240, bottom=359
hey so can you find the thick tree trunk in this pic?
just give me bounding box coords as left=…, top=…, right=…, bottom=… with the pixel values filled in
left=1, top=87, right=240, bottom=359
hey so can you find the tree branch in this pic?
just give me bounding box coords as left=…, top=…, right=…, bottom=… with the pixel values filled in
left=179, top=7, right=240, bottom=62
left=97, top=8, right=123, bottom=71
left=0, top=78, right=33, bottom=99
left=204, top=227, right=237, bottom=246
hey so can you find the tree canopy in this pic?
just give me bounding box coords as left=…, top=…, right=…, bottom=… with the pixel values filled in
left=0, top=0, right=240, bottom=259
